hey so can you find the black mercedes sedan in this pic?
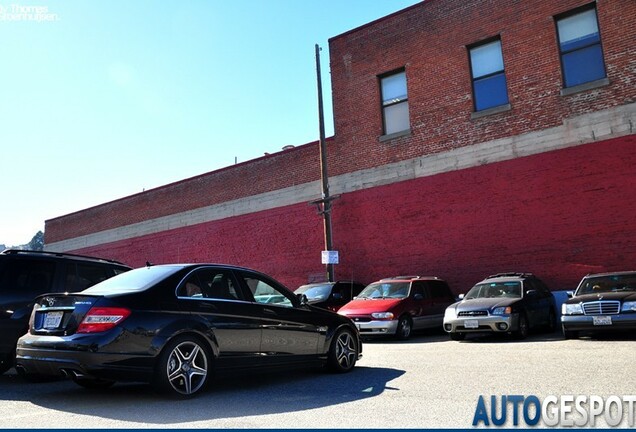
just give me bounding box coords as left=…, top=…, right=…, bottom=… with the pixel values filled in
left=561, top=271, right=636, bottom=339
left=16, top=264, right=362, bottom=397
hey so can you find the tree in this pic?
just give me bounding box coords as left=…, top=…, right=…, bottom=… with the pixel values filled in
left=27, top=231, right=44, bottom=251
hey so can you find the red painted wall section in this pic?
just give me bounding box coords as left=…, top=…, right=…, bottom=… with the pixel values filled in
left=334, top=136, right=636, bottom=293
left=73, top=136, right=636, bottom=294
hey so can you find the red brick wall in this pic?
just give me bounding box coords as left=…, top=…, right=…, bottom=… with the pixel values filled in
left=45, top=140, right=323, bottom=243
left=328, top=0, right=636, bottom=175
left=73, top=136, right=636, bottom=293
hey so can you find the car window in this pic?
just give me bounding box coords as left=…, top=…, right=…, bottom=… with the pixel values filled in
left=466, top=282, right=521, bottom=299
left=66, top=263, right=114, bottom=291
left=358, top=282, right=410, bottom=299
left=576, top=274, right=636, bottom=295
left=240, top=272, right=294, bottom=308
left=296, top=284, right=331, bottom=301
left=411, top=281, right=426, bottom=298
left=0, top=258, right=55, bottom=301
left=177, top=268, right=243, bottom=301
left=427, top=280, right=452, bottom=299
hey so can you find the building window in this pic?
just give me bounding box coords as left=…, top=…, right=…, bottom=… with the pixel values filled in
left=380, top=70, right=409, bottom=135
left=556, top=5, right=606, bottom=88
left=468, top=38, right=509, bottom=112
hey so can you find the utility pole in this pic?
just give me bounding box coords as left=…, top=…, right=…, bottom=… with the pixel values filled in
left=315, top=44, right=335, bottom=282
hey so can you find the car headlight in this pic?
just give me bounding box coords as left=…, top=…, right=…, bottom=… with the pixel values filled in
left=491, top=307, right=512, bottom=315
left=621, top=301, right=636, bottom=313
left=444, top=307, right=456, bottom=319
left=562, top=303, right=583, bottom=315
left=371, top=312, right=394, bottom=320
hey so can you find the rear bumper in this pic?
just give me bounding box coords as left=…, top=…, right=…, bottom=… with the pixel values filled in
left=16, top=336, right=154, bottom=382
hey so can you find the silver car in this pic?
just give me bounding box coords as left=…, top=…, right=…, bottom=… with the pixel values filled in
left=443, top=273, right=557, bottom=340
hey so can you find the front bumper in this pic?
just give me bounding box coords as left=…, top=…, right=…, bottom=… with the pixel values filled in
left=351, top=319, right=399, bottom=336
left=561, top=314, right=636, bottom=331
left=443, top=314, right=518, bottom=334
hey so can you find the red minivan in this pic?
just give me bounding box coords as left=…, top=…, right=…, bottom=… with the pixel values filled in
left=337, top=275, right=455, bottom=340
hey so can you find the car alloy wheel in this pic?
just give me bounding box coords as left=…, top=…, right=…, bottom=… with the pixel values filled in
left=327, top=328, right=358, bottom=372
left=155, top=337, right=210, bottom=397
left=396, top=316, right=412, bottom=340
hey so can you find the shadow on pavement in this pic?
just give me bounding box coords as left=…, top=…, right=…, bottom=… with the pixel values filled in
left=1, top=365, right=404, bottom=424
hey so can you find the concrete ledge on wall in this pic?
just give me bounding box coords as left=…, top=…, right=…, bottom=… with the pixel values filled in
left=46, top=103, right=636, bottom=253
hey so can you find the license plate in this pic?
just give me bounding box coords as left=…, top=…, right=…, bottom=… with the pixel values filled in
left=464, top=319, right=479, bottom=329
left=593, top=316, right=612, bottom=326
left=43, top=311, right=63, bottom=329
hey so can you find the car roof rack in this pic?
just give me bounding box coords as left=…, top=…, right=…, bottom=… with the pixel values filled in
left=380, top=275, right=441, bottom=281
left=0, top=249, right=127, bottom=266
left=486, top=272, right=534, bottom=279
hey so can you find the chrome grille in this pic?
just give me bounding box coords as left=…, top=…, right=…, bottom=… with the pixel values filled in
left=458, top=310, right=488, bottom=317
left=582, top=301, right=620, bottom=315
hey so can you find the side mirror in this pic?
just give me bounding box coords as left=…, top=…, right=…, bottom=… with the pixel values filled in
left=525, top=289, right=538, bottom=297
left=458, top=293, right=465, bottom=300
left=296, top=293, right=309, bottom=306
left=414, top=293, right=424, bottom=301
left=566, top=291, right=574, bottom=298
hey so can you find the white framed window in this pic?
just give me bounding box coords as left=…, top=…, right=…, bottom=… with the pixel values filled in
left=380, top=70, right=410, bottom=135
left=556, top=5, right=606, bottom=88
left=469, top=38, right=509, bottom=111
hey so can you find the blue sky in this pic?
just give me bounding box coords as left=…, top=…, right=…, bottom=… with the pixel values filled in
left=0, top=0, right=421, bottom=246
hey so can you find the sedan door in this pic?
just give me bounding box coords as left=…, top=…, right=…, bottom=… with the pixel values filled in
left=176, top=267, right=263, bottom=369
left=234, top=270, right=323, bottom=365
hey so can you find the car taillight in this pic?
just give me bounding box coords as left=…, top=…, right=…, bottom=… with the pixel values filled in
left=77, top=307, right=131, bottom=333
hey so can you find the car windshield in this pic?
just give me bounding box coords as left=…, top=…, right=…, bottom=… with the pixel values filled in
left=82, top=265, right=184, bottom=295
left=357, top=282, right=410, bottom=299
left=465, top=282, right=522, bottom=299
left=295, top=284, right=331, bottom=300
left=575, top=274, right=636, bottom=296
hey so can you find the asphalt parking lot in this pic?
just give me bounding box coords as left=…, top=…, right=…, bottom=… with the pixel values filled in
left=0, top=330, right=634, bottom=429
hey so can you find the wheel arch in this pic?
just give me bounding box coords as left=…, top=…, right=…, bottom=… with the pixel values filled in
left=151, top=319, right=219, bottom=361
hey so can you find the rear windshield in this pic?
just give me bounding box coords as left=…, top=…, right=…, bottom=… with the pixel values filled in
left=82, top=265, right=183, bottom=295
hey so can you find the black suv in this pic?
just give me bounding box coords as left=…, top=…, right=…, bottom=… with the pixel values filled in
left=295, top=280, right=365, bottom=311
left=0, top=249, right=130, bottom=373
left=443, top=272, right=557, bottom=340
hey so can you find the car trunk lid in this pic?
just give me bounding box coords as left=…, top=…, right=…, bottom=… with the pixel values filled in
left=30, top=293, right=103, bottom=336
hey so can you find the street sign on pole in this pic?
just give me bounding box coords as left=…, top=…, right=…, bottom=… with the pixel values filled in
left=321, top=250, right=339, bottom=265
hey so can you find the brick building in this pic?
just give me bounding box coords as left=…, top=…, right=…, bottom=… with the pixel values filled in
left=45, top=0, right=636, bottom=293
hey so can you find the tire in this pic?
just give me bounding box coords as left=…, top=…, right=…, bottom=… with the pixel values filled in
left=514, top=313, right=529, bottom=340
left=562, top=326, right=579, bottom=340
left=327, top=327, right=358, bottom=373
left=546, top=309, right=557, bottom=333
left=153, top=336, right=211, bottom=398
left=73, top=377, right=116, bottom=390
left=0, top=351, right=14, bottom=375
left=450, top=332, right=465, bottom=341
left=395, top=316, right=412, bottom=340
